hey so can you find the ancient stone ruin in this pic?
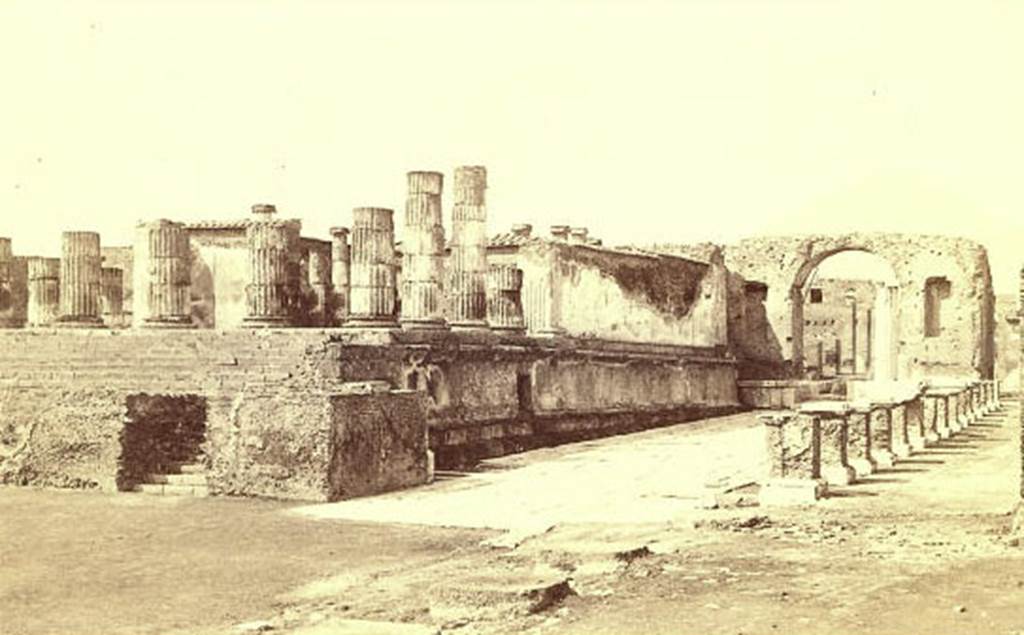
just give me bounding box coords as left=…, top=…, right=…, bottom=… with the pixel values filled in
left=0, top=166, right=1001, bottom=505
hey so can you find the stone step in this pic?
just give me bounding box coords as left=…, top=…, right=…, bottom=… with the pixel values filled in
left=144, top=473, right=208, bottom=486
left=132, top=483, right=210, bottom=497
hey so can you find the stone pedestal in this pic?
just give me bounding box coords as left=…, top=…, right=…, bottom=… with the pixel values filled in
left=486, top=265, right=526, bottom=333
left=26, top=257, right=60, bottom=327
left=100, top=267, right=124, bottom=327
left=948, top=392, right=965, bottom=432
left=244, top=216, right=301, bottom=327
left=57, top=231, right=103, bottom=327
left=869, top=406, right=895, bottom=468
left=330, top=227, right=351, bottom=325
left=135, top=220, right=192, bottom=328
left=937, top=395, right=953, bottom=438
left=799, top=403, right=854, bottom=486
left=401, top=171, right=447, bottom=330
left=890, top=403, right=912, bottom=458
left=905, top=397, right=928, bottom=450
left=0, top=238, right=24, bottom=328
left=448, top=166, right=488, bottom=329
left=922, top=393, right=941, bottom=443
left=759, top=412, right=827, bottom=506
left=346, top=207, right=398, bottom=328
left=846, top=407, right=875, bottom=477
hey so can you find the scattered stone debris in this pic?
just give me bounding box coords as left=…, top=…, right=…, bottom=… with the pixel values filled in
left=614, top=546, right=652, bottom=564
left=696, top=515, right=772, bottom=532
left=234, top=621, right=275, bottom=633
left=953, top=605, right=967, bottom=614
left=524, top=579, right=576, bottom=614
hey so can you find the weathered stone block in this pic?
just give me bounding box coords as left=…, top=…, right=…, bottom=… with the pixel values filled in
left=328, top=389, right=429, bottom=500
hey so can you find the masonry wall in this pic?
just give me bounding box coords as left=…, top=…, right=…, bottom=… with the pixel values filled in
left=0, top=329, right=343, bottom=500
left=516, top=241, right=728, bottom=347
left=659, top=234, right=996, bottom=380
left=0, top=327, right=740, bottom=498
left=331, top=330, right=740, bottom=468
left=995, top=293, right=1021, bottom=392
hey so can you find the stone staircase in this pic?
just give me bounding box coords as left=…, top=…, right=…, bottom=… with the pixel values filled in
left=132, top=462, right=210, bottom=497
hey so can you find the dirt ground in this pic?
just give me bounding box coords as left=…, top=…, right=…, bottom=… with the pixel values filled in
left=2, top=399, right=1022, bottom=635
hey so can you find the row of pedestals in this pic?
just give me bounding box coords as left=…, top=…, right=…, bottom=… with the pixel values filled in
left=759, top=379, right=1002, bottom=505
left=0, top=166, right=527, bottom=331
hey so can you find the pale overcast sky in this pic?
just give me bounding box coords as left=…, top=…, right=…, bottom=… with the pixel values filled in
left=2, top=0, right=1021, bottom=292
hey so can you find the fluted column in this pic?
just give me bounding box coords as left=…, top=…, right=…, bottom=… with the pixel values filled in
left=329, top=227, right=351, bottom=326
left=57, top=231, right=103, bottom=327
left=135, top=220, right=192, bottom=328
left=244, top=212, right=300, bottom=327
left=27, top=257, right=60, bottom=327
left=486, top=264, right=525, bottom=333
left=0, top=238, right=22, bottom=328
left=100, top=267, right=124, bottom=327
left=346, top=207, right=397, bottom=327
left=448, top=166, right=488, bottom=329
left=401, top=171, right=447, bottom=329
left=308, top=247, right=331, bottom=327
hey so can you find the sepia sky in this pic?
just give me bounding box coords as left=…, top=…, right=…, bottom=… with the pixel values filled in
left=2, top=0, right=1022, bottom=293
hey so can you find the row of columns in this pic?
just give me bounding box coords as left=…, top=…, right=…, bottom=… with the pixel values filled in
left=1, top=165, right=528, bottom=331
left=324, top=167, right=524, bottom=332
left=759, top=379, right=1000, bottom=505
left=0, top=234, right=129, bottom=328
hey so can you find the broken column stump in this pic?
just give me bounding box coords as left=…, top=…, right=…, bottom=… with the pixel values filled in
left=800, top=401, right=855, bottom=486
left=758, top=411, right=827, bottom=506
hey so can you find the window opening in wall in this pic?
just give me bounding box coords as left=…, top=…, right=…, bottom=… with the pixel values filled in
left=924, top=276, right=951, bottom=338
left=809, top=288, right=823, bottom=303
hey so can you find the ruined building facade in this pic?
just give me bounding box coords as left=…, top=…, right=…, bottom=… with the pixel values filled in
left=0, top=169, right=999, bottom=501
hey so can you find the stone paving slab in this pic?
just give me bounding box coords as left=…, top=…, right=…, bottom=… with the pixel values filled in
left=291, top=412, right=766, bottom=532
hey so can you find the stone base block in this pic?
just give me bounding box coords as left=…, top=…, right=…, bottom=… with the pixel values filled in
left=948, top=419, right=964, bottom=433
left=937, top=427, right=952, bottom=440
left=873, top=450, right=895, bottom=469
left=891, top=441, right=913, bottom=459
left=343, top=317, right=400, bottom=329
left=909, top=436, right=928, bottom=452
left=450, top=320, right=490, bottom=332
left=400, top=318, right=449, bottom=331
left=924, top=431, right=940, bottom=444
left=142, top=317, right=195, bottom=329
left=822, top=464, right=856, bottom=486
left=759, top=478, right=827, bottom=506
left=55, top=316, right=104, bottom=329
left=849, top=458, right=875, bottom=478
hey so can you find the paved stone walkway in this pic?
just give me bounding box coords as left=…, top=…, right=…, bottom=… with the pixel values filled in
left=291, top=412, right=766, bottom=532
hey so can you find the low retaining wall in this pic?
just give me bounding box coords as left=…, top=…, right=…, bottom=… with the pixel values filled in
left=0, top=328, right=740, bottom=499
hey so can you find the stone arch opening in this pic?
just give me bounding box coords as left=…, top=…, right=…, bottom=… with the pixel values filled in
left=790, top=248, right=900, bottom=380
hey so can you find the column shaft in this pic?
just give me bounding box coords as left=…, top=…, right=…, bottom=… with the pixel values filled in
left=0, top=238, right=23, bottom=328
left=401, top=171, right=446, bottom=328
left=308, top=247, right=332, bottom=327
left=58, top=231, right=103, bottom=327
left=27, top=257, right=60, bottom=326
left=100, top=267, right=124, bottom=327
left=346, top=207, right=397, bottom=327
left=135, top=220, right=192, bottom=327
left=486, top=264, right=525, bottom=333
left=245, top=219, right=300, bottom=327
left=330, top=227, right=351, bottom=325
left=449, top=166, right=488, bottom=328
